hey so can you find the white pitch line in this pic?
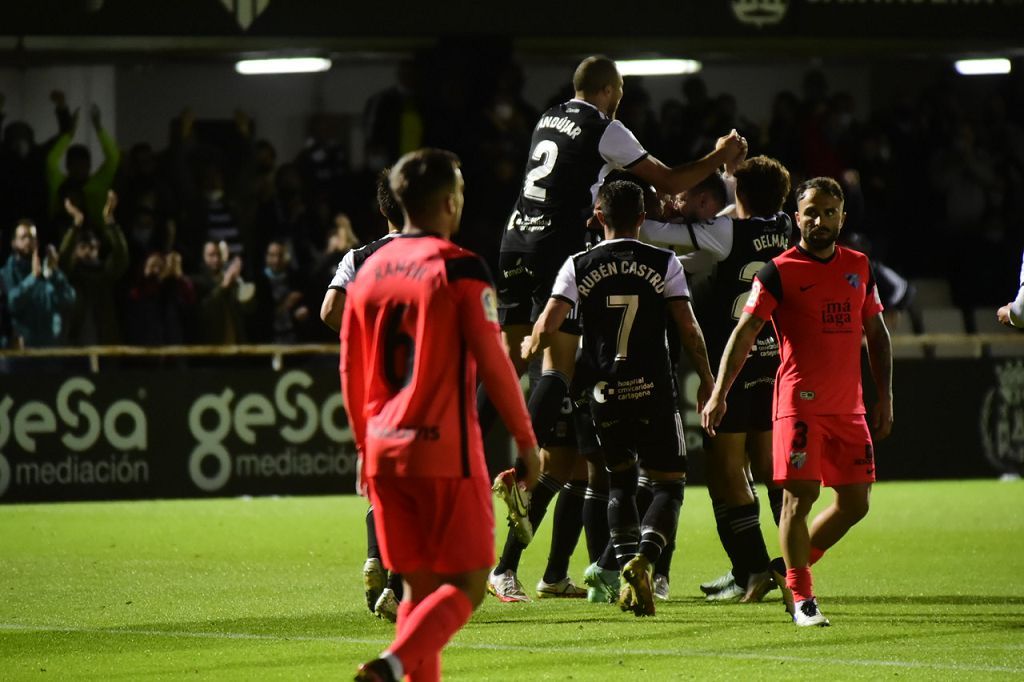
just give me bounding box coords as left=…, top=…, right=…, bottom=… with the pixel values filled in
left=1, top=623, right=1021, bottom=675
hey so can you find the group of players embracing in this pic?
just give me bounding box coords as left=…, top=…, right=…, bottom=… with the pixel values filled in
left=339, top=55, right=892, bottom=681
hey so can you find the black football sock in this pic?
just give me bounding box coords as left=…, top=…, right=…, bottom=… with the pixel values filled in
left=712, top=499, right=740, bottom=577
left=654, top=536, right=675, bottom=579
left=386, top=571, right=404, bottom=601
left=366, top=506, right=381, bottom=561
left=636, top=475, right=654, bottom=518
left=493, top=472, right=561, bottom=575
left=727, top=503, right=772, bottom=583
left=476, top=384, right=499, bottom=438
left=583, top=487, right=610, bottom=563
left=767, top=485, right=784, bottom=527
left=597, top=539, right=618, bottom=572
left=639, top=480, right=684, bottom=565
left=527, top=370, right=570, bottom=446
left=607, top=463, right=640, bottom=570
left=542, top=480, right=586, bottom=584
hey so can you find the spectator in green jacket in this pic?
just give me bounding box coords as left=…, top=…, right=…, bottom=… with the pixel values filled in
left=0, top=219, right=75, bottom=347
left=47, top=103, right=121, bottom=233
left=59, top=191, right=129, bottom=345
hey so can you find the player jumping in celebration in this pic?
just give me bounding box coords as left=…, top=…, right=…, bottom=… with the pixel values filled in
left=523, top=180, right=715, bottom=617
left=702, top=176, right=893, bottom=626
left=342, top=149, right=540, bottom=681
left=494, top=55, right=742, bottom=444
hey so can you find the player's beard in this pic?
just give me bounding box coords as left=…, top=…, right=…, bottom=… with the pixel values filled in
left=805, top=227, right=837, bottom=251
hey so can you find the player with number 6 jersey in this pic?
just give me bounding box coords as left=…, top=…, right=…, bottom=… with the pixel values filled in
left=343, top=149, right=539, bottom=682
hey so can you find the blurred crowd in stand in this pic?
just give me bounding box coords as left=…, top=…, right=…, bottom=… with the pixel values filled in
left=1, top=52, right=1023, bottom=353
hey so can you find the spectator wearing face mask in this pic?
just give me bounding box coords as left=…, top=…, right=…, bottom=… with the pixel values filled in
left=58, top=190, right=129, bottom=345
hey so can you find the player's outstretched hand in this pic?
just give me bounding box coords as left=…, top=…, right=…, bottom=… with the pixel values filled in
left=871, top=396, right=893, bottom=440
left=701, top=394, right=727, bottom=438
left=517, top=445, right=541, bottom=492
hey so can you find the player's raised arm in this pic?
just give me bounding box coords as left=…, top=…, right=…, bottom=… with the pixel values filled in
left=630, top=131, right=746, bottom=196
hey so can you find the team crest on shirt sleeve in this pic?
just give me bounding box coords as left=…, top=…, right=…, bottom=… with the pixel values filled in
left=481, top=287, right=499, bottom=323
left=746, top=279, right=762, bottom=307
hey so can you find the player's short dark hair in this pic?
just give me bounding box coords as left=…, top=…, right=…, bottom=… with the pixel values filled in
left=573, top=56, right=620, bottom=95
left=734, top=156, right=791, bottom=216
left=376, top=168, right=405, bottom=228
left=389, top=148, right=461, bottom=220
left=690, top=171, right=728, bottom=210
left=598, top=180, right=645, bottom=232
left=795, top=176, right=844, bottom=204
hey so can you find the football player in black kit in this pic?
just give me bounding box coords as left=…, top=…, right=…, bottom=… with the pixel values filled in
left=522, top=180, right=715, bottom=617
left=485, top=55, right=744, bottom=601
left=642, top=157, right=795, bottom=608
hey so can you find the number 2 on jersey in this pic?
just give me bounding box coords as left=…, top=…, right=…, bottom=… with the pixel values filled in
left=523, top=140, right=559, bottom=201
left=731, top=261, right=766, bottom=320
left=607, top=294, right=639, bottom=361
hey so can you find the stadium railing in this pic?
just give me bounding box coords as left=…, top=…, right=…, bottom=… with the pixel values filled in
left=1, top=334, right=1020, bottom=370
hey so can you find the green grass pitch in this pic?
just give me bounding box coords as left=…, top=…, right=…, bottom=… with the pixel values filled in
left=2, top=480, right=1022, bottom=680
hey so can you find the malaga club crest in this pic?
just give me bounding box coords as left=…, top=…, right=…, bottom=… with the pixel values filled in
left=980, top=360, right=1024, bottom=476
left=731, top=0, right=789, bottom=28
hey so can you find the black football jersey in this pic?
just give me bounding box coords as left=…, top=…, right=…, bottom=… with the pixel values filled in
left=501, top=100, right=647, bottom=258
left=552, top=238, right=689, bottom=417
left=700, top=212, right=793, bottom=370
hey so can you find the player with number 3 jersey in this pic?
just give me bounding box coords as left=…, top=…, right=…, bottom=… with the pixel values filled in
left=702, top=176, right=893, bottom=628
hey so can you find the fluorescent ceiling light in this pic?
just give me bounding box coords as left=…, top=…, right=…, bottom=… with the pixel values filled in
left=235, top=57, right=332, bottom=75
left=616, top=59, right=702, bottom=77
left=954, top=58, right=1011, bottom=76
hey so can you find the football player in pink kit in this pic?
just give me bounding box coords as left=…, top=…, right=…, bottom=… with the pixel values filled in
left=702, top=176, right=893, bottom=626
left=343, top=149, right=540, bottom=679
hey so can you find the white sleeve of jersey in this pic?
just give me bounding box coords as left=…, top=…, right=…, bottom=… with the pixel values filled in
left=551, top=257, right=579, bottom=305
left=641, top=219, right=698, bottom=251
left=1010, top=250, right=1024, bottom=326
left=329, top=250, right=356, bottom=290
left=688, top=216, right=733, bottom=261
left=663, top=255, right=691, bottom=300
left=598, top=121, right=648, bottom=168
